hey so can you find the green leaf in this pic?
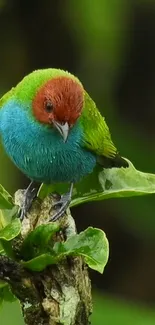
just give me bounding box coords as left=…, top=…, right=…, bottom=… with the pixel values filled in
left=21, top=222, right=60, bottom=260
left=55, top=227, right=109, bottom=273
left=0, top=185, right=13, bottom=209
left=0, top=207, right=18, bottom=256
left=0, top=218, right=21, bottom=241
left=0, top=242, right=4, bottom=254
left=0, top=218, right=21, bottom=256
left=0, top=281, right=7, bottom=289
left=0, top=240, right=14, bottom=258
left=23, top=227, right=109, bottom=273
left=0, top=210, right=7, bottom=230
left=22, top=253, right=58, bottom=271
left=39, top=159, right=155, bottom=207
left=0, top=206, right=19, bottom=230
left=0, top=285, right=16, bottom=306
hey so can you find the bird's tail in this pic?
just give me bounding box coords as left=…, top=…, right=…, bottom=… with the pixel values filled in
left=97, top=154, right=129, bottom=168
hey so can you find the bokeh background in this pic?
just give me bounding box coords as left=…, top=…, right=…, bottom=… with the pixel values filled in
left=1, top=0, right=155, bottom=324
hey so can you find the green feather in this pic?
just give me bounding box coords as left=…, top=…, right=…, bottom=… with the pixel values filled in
left=0, top=87, right=15, bottom=108
left=80, top=92, right=128, bottom=168
left=14, top=69, right=82, bottom=104
left=81, top=91, right=117, bottom=158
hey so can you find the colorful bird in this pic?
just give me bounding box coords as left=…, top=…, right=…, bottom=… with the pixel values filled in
left=0, top=69, right=128, bottom=220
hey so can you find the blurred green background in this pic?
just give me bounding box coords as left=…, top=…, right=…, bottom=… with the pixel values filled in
left=1, top=0, right=155, bottom=324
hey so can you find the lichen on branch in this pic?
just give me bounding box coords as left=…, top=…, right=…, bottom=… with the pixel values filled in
left=0, top=191, right=93, bottom=325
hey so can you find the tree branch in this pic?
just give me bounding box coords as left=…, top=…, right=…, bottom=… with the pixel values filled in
left=0, top=191, right=92, bottom=325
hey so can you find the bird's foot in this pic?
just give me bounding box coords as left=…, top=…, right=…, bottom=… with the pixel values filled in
left=49, top=183, right=73, bottom=222
left=19, top=182, right=39, bottom=221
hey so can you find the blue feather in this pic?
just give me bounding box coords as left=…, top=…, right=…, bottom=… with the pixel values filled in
left=0, top=100, right=96, bottom=183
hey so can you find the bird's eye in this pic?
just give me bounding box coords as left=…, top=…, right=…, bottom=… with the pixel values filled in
left=44, top=100, right=53, bottom=113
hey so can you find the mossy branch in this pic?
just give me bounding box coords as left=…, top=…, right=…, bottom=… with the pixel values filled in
left=0, top=192, right=92, bottom=325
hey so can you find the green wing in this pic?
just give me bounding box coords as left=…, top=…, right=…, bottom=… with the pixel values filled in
left=80, top=91, right=128, bottom=168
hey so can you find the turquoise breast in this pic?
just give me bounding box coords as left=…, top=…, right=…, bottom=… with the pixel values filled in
left=0, top=100, right=96, bottom=183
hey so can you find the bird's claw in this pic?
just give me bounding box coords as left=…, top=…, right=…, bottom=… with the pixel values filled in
left=19, top=206, right=27, bottom=221
left=49, top=192, right=71, bottom=222
left=49, top=183, right=73, bottom=222
left=18, top=182, right=39, bottom=221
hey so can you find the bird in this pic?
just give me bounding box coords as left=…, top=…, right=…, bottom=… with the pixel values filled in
left=0, top=68, right=128, bottom=221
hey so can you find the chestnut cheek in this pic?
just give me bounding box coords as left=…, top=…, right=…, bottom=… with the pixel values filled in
left=70, top=115, right=79, bottom=126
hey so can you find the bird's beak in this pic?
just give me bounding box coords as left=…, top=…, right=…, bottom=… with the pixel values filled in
left=53, top=121, right=69, bottom=142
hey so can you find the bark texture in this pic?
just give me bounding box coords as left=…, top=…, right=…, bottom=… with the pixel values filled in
left=0, top=191, right=92, bottom=325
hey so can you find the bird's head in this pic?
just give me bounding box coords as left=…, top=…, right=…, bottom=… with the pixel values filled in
left=32, top=76, right=84, bottom=142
